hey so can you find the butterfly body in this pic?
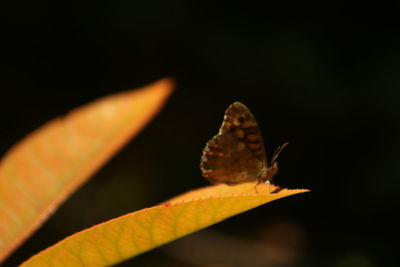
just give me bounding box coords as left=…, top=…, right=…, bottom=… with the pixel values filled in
left=200, top=102, right=282, bottom=186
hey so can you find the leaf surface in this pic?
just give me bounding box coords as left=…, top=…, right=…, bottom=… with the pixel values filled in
left=0, top=78, right=174, bottom=263
left=22, top=183, right=309, bottom=267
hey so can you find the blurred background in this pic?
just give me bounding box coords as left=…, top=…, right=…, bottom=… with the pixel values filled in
left=2, top=2, right=399, bottom=266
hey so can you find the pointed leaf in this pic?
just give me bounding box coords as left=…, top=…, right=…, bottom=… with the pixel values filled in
left=22, top=183, right=309, bottom=267
left=0, top=78, right=174, bottom=263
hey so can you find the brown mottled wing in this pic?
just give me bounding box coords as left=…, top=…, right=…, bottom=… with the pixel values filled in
left=200, top=102, right=268, bottom=185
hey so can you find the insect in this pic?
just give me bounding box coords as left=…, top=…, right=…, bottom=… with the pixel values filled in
left=200, top=102, right=287, bottom=191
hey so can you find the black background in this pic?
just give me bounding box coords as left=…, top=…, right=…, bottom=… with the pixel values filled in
left=2, top=2, right=400, bottom=266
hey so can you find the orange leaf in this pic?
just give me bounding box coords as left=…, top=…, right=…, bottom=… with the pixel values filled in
left=0, top=78, right=174, bottom=263
left=21, top=183, right=309, bottom=267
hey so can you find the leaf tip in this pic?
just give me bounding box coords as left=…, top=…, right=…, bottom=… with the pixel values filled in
left=152, top=77, right=175, bottom=95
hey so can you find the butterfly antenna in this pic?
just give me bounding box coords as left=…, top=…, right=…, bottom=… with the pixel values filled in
left=271, top=142, right=289, bottom=165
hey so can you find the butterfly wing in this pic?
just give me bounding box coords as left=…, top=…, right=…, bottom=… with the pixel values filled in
left=200, top=102, right=268, bottom=185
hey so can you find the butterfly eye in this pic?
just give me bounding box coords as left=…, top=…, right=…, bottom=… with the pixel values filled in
left=238, top=116, right=245, bottom=123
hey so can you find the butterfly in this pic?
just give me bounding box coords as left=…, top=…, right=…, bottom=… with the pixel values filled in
left=200, top=102, right=287, bottom=190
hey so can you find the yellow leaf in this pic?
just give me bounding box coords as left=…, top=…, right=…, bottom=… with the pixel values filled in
left=21, top=183, right=308, bottom=267
left=0, top=78, right=174, bottom=263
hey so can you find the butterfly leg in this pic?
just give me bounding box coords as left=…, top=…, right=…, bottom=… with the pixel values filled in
left=254, top=182, right=260, bottom=193
left=265, top=180, right=271, bottom=193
